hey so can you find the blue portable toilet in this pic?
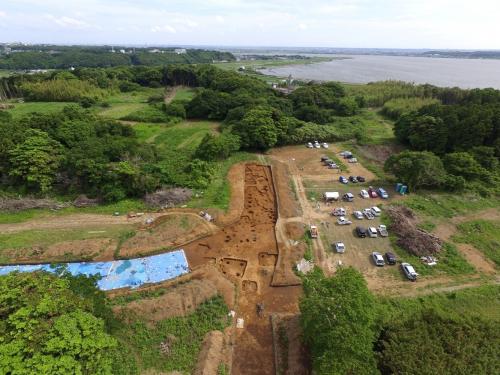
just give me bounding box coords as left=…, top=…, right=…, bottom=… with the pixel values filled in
left=400, top=185, right=408, bottom=195
left=395, top=183, right=402, bottom=192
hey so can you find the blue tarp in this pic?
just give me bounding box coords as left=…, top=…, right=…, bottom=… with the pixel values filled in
left=0, top=250, right=190, bottom=291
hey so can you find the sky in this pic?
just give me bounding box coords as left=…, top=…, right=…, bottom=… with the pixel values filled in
left=0, top=0, right=498, bottom=49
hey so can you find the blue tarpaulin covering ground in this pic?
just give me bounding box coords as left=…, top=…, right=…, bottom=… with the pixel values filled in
left=0, top=250, right=190, bottom=291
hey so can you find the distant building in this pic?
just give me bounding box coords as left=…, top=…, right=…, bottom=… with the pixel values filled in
left=149, top=49, right=161, bottom=53
left=174, top=48, right=187, bottom=54
left=119, top=49, right=126, bottom=54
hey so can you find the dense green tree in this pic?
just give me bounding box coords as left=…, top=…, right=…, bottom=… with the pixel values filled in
left=384, top=150, right=447, bottom=190
left=195, top=133, right=241, bottom=161
left=377, top=309, right=500, bottom=375
left=443, top=152, right=487, bottom=180
left=0, top=272, right=118, bottom=375
left=232, top=106, right=283, bottom=150
left=300, top=267, right=378, bottom=375
left=8, top=129, right=63, bottom=193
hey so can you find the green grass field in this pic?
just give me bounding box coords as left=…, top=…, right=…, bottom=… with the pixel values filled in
left=379, top=284, right=500, bottom=322
left=6, top=101, right=73, bottom=118
left=453, top=220, right=500, bottom=267
left=173, top=87, right=196, bottom=101
left=0, top=225, right=133, bottom=252
left=0, top=69, right=14, bottom=78
left=98, top=88, right=164, bottom=119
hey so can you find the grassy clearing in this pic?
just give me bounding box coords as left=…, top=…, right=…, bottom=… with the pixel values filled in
left=98, top=88, right=164, bottom=119
left=0, top=69, right=14, bottom=78
left=173, top=87, right=195, bottom=101
left=453, top=220, right=500, bottom=267
left=401, top=194, right=500, bottom=219
left=187, top=152, right=257, bottom=210
left=0, top=199, right=147, bottom=224
left=0, top=225, right=133, bottom=255
left=115, top=296, right=229, bottom=374
left=6, top=101, right=73, bottom=118
left=357, top=110, right=395, bottom=145
left=378, top=284, right=500, bottom=322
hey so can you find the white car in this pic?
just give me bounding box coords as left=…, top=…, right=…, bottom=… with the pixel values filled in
left=353, top=211, right=364, bottom=220
left=337, top=216, right=352, bottom=225
left=378, top=225, right=388, bottom=237
left=371, top=206, right=382, bottom=216
left=401, top=262, right=418, bottom=281
left=314, top=142, right=321, bottom=149
left=363, top=208, right=375, bottom=220
left=334, top=242, right=345, bottom=253
left=307, top=142, right=314, bottom=148
left=322, top=142, right=329, bottom=148
left=372, top=252, right=385, bottom=266
left=348, top=158, right=358, bottom=163
left=360, top=189, right=369, bottom=199
left=368, top=227, right=378, bottom=238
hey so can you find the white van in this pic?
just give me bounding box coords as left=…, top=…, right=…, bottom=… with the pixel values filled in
left=371, top=206, right=382, bottom=216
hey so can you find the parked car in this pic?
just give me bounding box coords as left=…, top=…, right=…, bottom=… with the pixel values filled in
left=368, top=227, right=378, bottom=238
left=368, top=187, right=378, bottom=198
left=360, top=189, right=369, bottom=199
left=339, top=176, right=348, bottom=184
left=377, top=187, right=389, bottom=199
left=363, top=208, right=375, bottom=220
left=314, top=142, right=321, bottom=149
left=401, top=262, right=418, bottom=281
left=371, top=206, right=382, bottom=216
left=348, top=158, right=358, bottom=163
left=356, top=226, right=367, bottom=238
left=322, top=142, right=329, bottom=148
left=353, top=211, right=364, bottom=220
left=349, top=176, right=358, bottom=183
left=328, top=162, right=339, bottom=169
left=357, top=176, right=366, bottom=182
left=334, top=242, right=345, bottom=253
left=343, top=192, right=354, bottom=202
left=320, top=156, right=329, bottom=162
left=372, top=252, right=385, bottom=266
left=340, top=151, right=351, bottom=157
left=322, top=159, right=332, bottom=165
left=337, top=216, right=352, bottom=225
left=307, top=142, right=313, bottom=148
left=378, top=224, right=388, bottom=237
left=345, top=154, right=354, bottom=159
left=332, top=207, right=346, bottom=216
left=385, top=252, right=396, bottom=265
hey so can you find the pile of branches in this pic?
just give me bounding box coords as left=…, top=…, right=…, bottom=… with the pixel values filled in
left=386, top=205, right=443, bottom=256
left=144, top=188, right=193, bottom=208
left=0, top=197, right=70, bottom=211
left=73, top=195, right=100, bottom=208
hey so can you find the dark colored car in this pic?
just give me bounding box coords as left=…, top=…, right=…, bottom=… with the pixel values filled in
left=357, top=176, right=366, bottom=182
left=356, top=226, right=367, bottom=238
left=385, top=252, right=396, bottom=265
left=349, top=176, right=358, bottom=183
left=321, top=156, right=329, bottom=162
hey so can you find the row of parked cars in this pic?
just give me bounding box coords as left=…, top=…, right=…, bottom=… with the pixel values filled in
left=338, top=175, right=366, bottom=184
left=307, top=141, right=329, bottom=149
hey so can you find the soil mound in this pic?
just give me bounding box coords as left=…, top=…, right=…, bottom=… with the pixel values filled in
left=386, top=205, right=443, bottom=256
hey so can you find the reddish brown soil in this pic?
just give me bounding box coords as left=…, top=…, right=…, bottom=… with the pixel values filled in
left=184, top=164, right=304, bottom=375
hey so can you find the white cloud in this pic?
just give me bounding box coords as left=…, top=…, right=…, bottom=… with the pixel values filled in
left=215, top=15, right=225, bottom=23
left=45, top=14, right=92, bottom=29
left=298, top=23, right=308, bottom=30
left=151, top=25, right=177, bottom=33
left=0, top=11, right=6, bottom=17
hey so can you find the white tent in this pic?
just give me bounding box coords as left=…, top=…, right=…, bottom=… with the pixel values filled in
left=323, top=192, right=339, bottom=201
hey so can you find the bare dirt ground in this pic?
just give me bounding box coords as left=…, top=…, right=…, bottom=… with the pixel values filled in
left=432, top=208, right=500, bottom=275
left=119, top=212, right=218, bottom=258
left=183, top=164, right=304, bottom=375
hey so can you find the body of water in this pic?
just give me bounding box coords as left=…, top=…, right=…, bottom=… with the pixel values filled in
left=262, top=55, right=500, bottom=89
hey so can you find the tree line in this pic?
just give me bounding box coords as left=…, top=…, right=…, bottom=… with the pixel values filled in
left=0, top=48, right=235, bottom=70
